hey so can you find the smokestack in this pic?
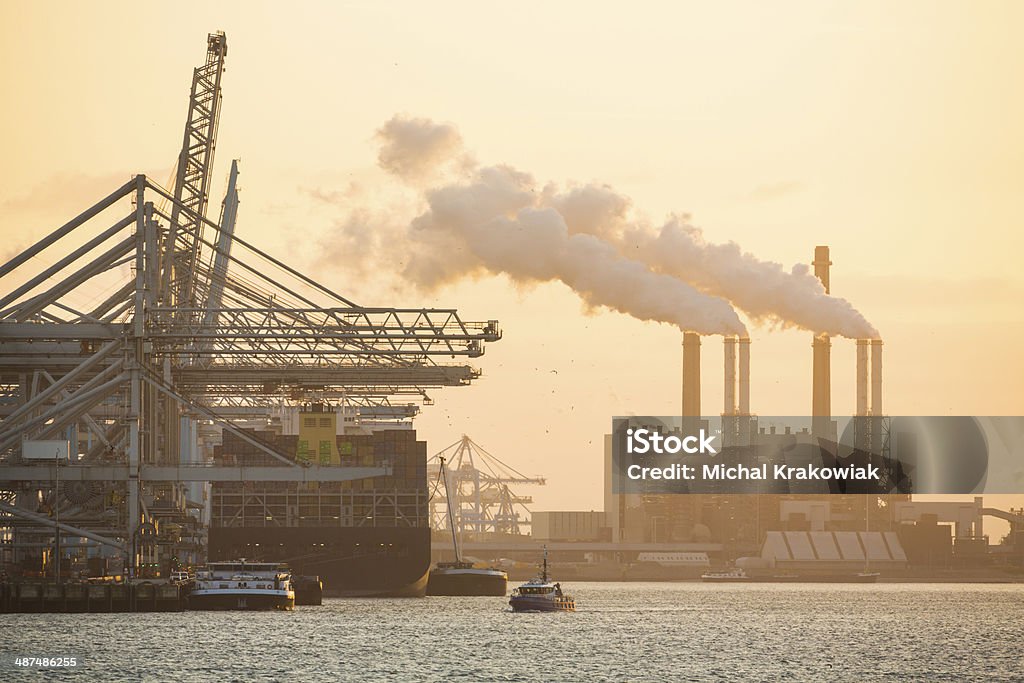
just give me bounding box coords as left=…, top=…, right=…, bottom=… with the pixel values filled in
left=871, top=339, right=883, bottom=416
left=812, top=335, right=832, bottom=427
left=723, top=336, right=737, bottom=416
left=856, top=339, right=869, bottom=416
left=738, top=337, right=750, bottom=415
left=811, top=246, right=832, bottom=437
left=682, top=332, right=701, bottom=418
left=813, top=246, right=832, bottom=295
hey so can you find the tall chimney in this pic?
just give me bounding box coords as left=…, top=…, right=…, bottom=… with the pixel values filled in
left=723, top=336, right=737, bottom=416
left=738, top=337, right=750, bottom=415
left=682, top=332, right=701, bottom=418
left=856, top=339, right=869, bottom=416
left=812, top=335, right=832, bottom=429
left=811, top=246, right=832, bottom=438
left=813, top=245, right=832, bottom=295
left=870, top=339, right=883, bottom=416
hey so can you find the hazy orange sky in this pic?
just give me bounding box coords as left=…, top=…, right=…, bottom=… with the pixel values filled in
left=1, top=2, right=1022, bottom=529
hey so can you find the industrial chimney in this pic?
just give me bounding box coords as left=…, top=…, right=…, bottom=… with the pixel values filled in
left=856, top=339, right=870, bottom=416
left=813, top=245, right=831, bottom=295
left=811, top=246, right=832, bottom=439
left=723, top=336, right=737, bottom=416
left=738, top=337, right=750, bottom=416
left=870, top=339, right=883, bottom=416
left=682, top=332, right=701, bottom=420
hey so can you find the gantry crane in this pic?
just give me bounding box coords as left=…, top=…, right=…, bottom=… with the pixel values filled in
left=0, top=31, right=501, bottom=578
left=428, top=435, right=544, bottom=537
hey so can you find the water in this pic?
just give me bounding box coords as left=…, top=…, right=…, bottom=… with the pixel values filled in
left=2, top=582, right=1022, bottom=681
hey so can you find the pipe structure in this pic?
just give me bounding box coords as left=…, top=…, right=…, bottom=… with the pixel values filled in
left=0, top=501, right=126, bottom=551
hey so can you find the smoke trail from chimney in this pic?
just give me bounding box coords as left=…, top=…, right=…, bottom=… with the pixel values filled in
left=405, top=166, right=746, bottom=335
left=374, top=115, right=474, bottom=184
left=320, top=115, right=879, bottom=339
left=549, top=185, right=878, bottom=339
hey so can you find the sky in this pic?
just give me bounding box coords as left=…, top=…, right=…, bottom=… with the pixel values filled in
left=1, top=2, right=1022, bottom=535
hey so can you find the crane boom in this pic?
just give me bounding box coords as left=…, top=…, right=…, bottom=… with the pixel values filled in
left=162, top=31, right=228, bottom=313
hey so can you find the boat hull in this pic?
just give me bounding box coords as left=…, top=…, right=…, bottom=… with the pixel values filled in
left=509, top=595, right=575, bottom=612
left=427, top=570, right=507, bottom=596
left=208, top=526, right=430, bottom=597
left=702, top=573, right=880, bottom=584
left=189, top=590, right=294, bottom=611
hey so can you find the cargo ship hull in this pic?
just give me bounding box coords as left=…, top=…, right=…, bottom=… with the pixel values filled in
left=208, top=526, right=430, bottom=597
left=189, top=591, right=295, bottom=611
left=426, top=567, right=508, bottom=596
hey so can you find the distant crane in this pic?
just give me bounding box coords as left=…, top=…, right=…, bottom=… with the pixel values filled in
left=428, top=435, right=545, bottom=537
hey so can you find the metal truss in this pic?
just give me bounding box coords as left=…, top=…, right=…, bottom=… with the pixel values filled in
left=427, top=436, right=544, bottom=537
left=0, top=31, right=501, bottom=577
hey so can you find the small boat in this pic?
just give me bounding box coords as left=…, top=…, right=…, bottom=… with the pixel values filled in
left=509, top=547, right=575, bottom=612
left=427, top=456, right=509, bottom=596
left=700, top=568, right=753, bottom=583
left=189, top=559, right=295, bottom=610
left=701, top=568, right=880, bottom=584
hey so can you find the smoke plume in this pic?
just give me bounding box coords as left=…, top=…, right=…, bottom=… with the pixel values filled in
left=548, top=184, right=878, bottom=338
left=320, top=116, right=879, bottom=339
left=405, top=165, right=746, bottom=335
left=375, top=115, right=472, bottom=184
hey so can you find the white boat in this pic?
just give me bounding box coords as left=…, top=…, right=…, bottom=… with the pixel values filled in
left=700, top=568, right=753, bottom=583
left=701, top=568, right=880, bottom=583
left=189, top=560, right=295, bottom=610
left=508, top=547, right=575, bottom=612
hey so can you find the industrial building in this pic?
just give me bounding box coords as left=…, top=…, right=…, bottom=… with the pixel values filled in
left=594, top=247, right=1024, bottom=575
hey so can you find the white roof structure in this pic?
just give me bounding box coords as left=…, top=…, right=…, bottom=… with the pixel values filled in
left=761, top=530, right=907, bottom=567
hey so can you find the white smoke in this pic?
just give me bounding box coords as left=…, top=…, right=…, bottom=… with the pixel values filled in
left=374, top=115, right=472, bottom=184
left=319, top=116, right=879, bottom=339
left=405, top=165, right=746, bottom=335
left=548, top=184, right=878, bottom=338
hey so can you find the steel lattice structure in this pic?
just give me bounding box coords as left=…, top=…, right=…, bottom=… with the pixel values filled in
left=0, top=32, right=501, bottom=577
left=428, top=435, right=544, bottom=537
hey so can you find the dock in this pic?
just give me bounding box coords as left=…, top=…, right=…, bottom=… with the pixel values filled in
left=0, top=581, right=185, bottom=613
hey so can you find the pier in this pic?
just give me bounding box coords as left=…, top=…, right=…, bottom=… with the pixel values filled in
left=0, top=581, right=185, bottom=613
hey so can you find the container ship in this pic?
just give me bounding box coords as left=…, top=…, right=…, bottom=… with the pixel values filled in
left=207, top=405, right=430, bottom=597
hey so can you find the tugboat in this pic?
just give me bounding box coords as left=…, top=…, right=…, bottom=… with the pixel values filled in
left=508, top=546, right=575, bottom=612
left=189, top=560, right=295, bottom=610
left=427, top=457, right=508, bottom=596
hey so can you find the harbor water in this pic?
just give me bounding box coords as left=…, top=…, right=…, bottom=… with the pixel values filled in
left=3, top=582, right=1022, bottom=681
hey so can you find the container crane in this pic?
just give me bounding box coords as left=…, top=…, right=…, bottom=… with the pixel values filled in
left=428, top=435, right=545, bottom=537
